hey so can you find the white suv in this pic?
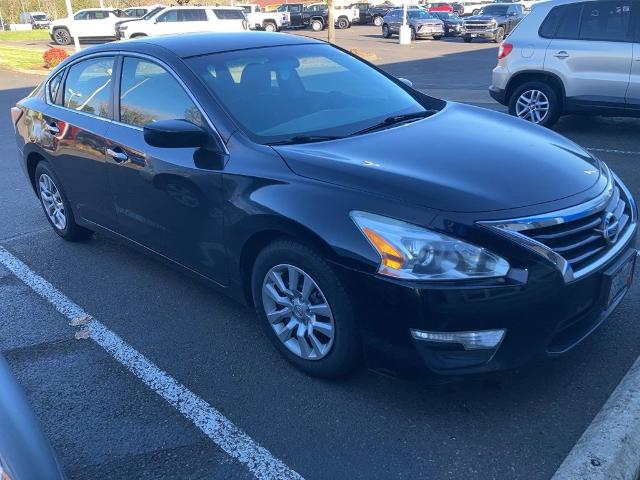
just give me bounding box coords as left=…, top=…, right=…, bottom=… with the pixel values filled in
left=119, top=6, right=248, bottom=39
left=49, top=8, right=123, bottom=45
left=490, top=0, right=640, bottom=127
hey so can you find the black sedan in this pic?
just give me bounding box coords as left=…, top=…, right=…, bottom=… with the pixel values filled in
left=11, top=33, right=637, bottom=379
left=431, top=11, right=464, bottom=36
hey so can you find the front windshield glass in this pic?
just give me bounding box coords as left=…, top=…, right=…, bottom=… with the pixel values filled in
left=188, top=44, right=434, bottom=144
left=408, top=9, right=434, bottom=19
left=479, top=5, right=508, bottom=14
left=32, top=14, right=47, bottom=20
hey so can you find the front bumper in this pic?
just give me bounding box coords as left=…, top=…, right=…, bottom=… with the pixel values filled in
left=462, top=27, right=498, bottom=39
left=336, top=240, right=637, bottom=379
left=416, top=26, right=444, bottom=37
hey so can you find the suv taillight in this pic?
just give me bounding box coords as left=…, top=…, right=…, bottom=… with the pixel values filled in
left=10, top=106, right=22, bottom=132
left=498, top=42, right=513, bottom=60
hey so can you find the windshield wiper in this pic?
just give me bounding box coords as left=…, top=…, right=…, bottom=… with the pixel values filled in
left=350, top=110, right=438, bottom=137
left=267, top=135, right=344, bottom=146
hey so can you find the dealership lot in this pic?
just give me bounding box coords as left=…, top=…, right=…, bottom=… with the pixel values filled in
left=1, top=25, right=640, bottom=480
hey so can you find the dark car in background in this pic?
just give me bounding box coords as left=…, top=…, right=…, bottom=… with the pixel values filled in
left=348, top=2, right=392, bottom=26
left=11, top=32, right=637, bottom=380
left=431, top=11, right=464, bottom=36
left=462, top=2, right=524, bottom=42
left=382, top=8, right=445, bottom=39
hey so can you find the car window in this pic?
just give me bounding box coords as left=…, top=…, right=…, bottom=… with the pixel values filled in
left=87, top=11, right=109, bottom=20
left=578, top=1, right=632, bottom=41
left=290, top=5, right=302, bottom=12
left=212, top=9, right=245, bottom=20
left=157, top=10, right=179, bottom=22
left=74, top=11, right=89, bottom=20
left=64, top=57, right=114, bottom=118
left=119, top=57, right=203, bottom=128
left=181, top=9, right=208, bottom=21
left=554, top=3, right=582, bottom=39
left=48, top=71, right=64, bottom=104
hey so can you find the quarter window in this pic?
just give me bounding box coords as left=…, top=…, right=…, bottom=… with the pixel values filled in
left=578, top=1, right=632, bottom=41
left=555, top=3, right=582, bottom=39
left=48, top=71, right=64, bottom=104
left=63, top=57, right=114, bottom=118
left=119, top=57, right=203, bottom=128
left=213, top=9, right=245, bottom=19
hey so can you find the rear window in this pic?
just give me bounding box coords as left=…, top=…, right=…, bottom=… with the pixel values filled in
left=540, top=3, right=582, bottom=39
left=213, top=9, right=245, bottom=19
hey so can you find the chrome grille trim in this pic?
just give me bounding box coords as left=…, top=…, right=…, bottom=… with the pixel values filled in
left=478, top=168, right=637, bottom=283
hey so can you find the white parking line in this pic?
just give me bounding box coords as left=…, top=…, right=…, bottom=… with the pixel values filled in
left=0, top=246, right=303, bottom=480
left=587, top=147, right=640, bottom=156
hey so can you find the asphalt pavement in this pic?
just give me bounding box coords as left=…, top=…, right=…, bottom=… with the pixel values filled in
left=1, top=27, right=640, bottom=480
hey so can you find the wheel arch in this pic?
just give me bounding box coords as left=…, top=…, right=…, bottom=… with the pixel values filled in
left=25, top=150, right=47, bottom=194
left=505, top=70, right=566, bottom=108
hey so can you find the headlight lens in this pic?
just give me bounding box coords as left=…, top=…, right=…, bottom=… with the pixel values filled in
left=351, top=211, right=510, bottom=280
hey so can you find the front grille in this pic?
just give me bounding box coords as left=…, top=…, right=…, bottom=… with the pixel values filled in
left=522, top=185, right=632, bottom=272
left=463, top=21, right=493, bottom=30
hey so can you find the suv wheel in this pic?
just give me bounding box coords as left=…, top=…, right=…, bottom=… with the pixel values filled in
left=493, top=26, right=505, bottom=43
left=53, top=27, right=71, bottom=45
left=311, top=19, right=323, bottom=31
left=252, top=240, right=362, bottom=378
left=509, top=81, right=561, bottom=127
left=382, top=23, right=391, bottom=38
left=410, top=26, right=416, bottom=40
left=35, top=161, right=92, bottom=241
left=373, top=15, right=383, bottom=26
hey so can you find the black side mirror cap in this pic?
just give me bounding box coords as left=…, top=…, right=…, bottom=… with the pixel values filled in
left=143, top=119, right=209, bottom=149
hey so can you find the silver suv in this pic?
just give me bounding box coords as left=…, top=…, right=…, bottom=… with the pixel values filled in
left=489, top=0, right=639, bottom=127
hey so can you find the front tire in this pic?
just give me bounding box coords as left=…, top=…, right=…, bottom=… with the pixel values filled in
left=337, top=17, right=349, bottom=29
left=493, top=26, right=505, bottom=43
left=433, top=34, right=443, bottom=40
left=508, top=80, right=561, bottom=127
left=382, top=23, right=391, bottom=38
left=52, top=27, right=71, bottom=45
left=252, top=240, right=362, bottom=378
left=35, top=161, right=92, bottom=242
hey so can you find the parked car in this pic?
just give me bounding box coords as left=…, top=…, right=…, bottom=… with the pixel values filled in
left=12, top=32, right=637, bottom=378
left=19, top=11, right=51, bottom=29
left=116, top=6, right=165, bottom=39
left=490, top=0, right=640, bottom=127
left=0, top=354, right=65, bottom=480
left=11, top=32, right=638, bottom=379
left=118, top=6, right=247, bottom=40
left=458, top=0, right=495, bottom=15
left=432, top=11, right=464, bottom=35
left=462, top=3, right=524, bottom=42
left=238, top=4, right=290, bottom=31
left=426, top=2, right=454, bottom=12
left=348, top=3, right=392, bottom=26
left=49, top=8, right=124, bottom=45
left=382, top=8, right=445, bottom=39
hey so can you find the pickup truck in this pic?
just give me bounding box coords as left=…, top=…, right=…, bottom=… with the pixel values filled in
left=238, top=4, right=290, bottom=32
left=275, top=3, right=352, bottom=31
left=462, top=2, right=524, bottom=42
left=347, top=3, right=391, bottom=26
left=306, top=3, right=360, bottom=28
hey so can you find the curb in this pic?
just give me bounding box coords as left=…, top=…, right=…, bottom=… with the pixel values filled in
left=552, top=354, right=640, bottom=480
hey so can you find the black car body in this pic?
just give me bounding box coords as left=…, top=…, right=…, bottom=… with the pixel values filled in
left=431, top=11, right=464, bottom=36
left=349, top=2, right=392, bottom=25
left=11, top=33, right=637, bottom=380
left=462, top=3, right=525, bottom=42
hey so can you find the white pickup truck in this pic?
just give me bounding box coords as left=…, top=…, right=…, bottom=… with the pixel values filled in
left=237, top=4, right=290, bottom=32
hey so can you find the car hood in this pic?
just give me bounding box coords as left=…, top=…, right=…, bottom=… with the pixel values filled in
left=465, top=14, right=503, bottom=21
left=272, top=103, right=604, bottom=213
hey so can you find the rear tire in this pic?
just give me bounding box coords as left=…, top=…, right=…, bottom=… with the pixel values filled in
left=337, top=17, right=349, bottom=29
left=410, top=26, right=416, bottom=40
left=311, top=19, right=323, bottom=31
left=52, top=27, right=71, bottom=45
left=373, top=15, right=383, bottom=26
left=263, top=21, right=277, bottom=32
left=508, top=80, right=561, bottom=127
left=252, top=240, right=362, bottom=378
left=34, top=161, right=92, bottom=242
left=433, top=34, right=443, bottom=40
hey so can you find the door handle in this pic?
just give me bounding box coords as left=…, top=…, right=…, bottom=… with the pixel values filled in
left=554, top=51, right=570, bottom=59
left=107, top=147, right=128, bottom=163
left=44, top=123, right=59, bottom=134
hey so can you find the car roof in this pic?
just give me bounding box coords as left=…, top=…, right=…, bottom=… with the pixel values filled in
left=83, top=32, right=323, bottom=59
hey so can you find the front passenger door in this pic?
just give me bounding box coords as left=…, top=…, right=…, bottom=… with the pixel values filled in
left=105, top=56, right=228, bottom=284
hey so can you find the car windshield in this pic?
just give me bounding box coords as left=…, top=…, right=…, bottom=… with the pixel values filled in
left=478, top=5, right=508, bottom=14
left=32, top=14, right=47, bottom=20
left=188, top=44, right=435, bottom=144
left=142, top=7, right=164, bottom=20
left=408, top=9, right=434, bottom=19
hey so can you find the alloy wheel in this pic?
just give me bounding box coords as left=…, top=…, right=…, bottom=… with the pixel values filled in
left=39, top=173, right=67, bottom=230
left=54, top=29, right=69, bottom=44
left=261, top=264, right=335, bottom=361
left=515, top=89, right=550, bottom=124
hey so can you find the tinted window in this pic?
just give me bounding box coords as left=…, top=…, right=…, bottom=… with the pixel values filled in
left=86, top=10, right=109, bottom=20
left=213, top=9, right=245, bottom=19
left=555, top=3, right=582, bottom=39
left=64, top=57, right=114, bottom=118
left=182, top=9, right=208, bottom=21
left=479, top=5, right=509, bottom=15
left=157, top=10, right=178, bottom=22
left=48, top=71, right=63, bottom=104
left=74, top=11, right=89, bottom=20
left=579, top=1, right=632, bottom=41
left=119, top=58, right=202, bottom=128
left=539, top=5, right=564, bottom=37
left=408, top=9, right=434, bottom=19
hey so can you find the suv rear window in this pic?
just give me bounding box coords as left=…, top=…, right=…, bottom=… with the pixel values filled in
left=212, top=9, right=245, bottom=19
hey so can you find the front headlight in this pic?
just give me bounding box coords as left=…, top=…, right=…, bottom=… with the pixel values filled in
left=351, top=211, right=510, bottom=280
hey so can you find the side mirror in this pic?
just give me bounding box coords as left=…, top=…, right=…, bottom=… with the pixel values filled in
left=144, top=120, right=209, bottom=148
left=398, top=77, right=413, bottom=88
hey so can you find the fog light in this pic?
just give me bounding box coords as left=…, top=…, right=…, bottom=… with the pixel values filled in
left=410, top=329, right=505, bottom=350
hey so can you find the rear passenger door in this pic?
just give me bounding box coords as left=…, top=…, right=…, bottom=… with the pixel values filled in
left=40, top=56, right=117, bottom=229
left=543, top=1, right=633, bottom=109
left=104, top=56, right=227, bottom=284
